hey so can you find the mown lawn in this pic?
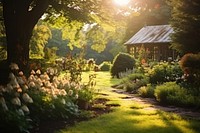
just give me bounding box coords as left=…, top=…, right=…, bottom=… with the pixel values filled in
left=56, top=72, right=200, bottom=133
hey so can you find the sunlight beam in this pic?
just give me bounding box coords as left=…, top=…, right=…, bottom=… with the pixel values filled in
left=113, top=0, right=130, bottom=6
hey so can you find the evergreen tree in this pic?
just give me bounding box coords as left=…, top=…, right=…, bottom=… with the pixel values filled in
left=168, top=0, right=200, bottom=54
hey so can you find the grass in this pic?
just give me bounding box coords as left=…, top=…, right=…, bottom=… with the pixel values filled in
left=56, top=71, right=200, bottom=133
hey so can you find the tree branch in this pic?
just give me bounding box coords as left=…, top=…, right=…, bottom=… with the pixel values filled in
left=29, top=0, right=49, bottom=26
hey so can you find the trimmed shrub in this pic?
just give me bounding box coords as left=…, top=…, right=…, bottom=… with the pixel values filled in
left=180, top=53, right=200, bottom=86
left=111, top=53, right=135, bottom=78
left=99, top=61, right=112, bottom=71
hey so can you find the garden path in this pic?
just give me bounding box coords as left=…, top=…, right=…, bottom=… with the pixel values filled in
left=112, top=89, right=200, bottom=120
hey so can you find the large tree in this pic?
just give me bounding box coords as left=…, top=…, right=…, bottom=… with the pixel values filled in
left=168, top=0, right=200, bottom=54
left=0, top=0, right=108, bottom=84
left=1, top=0, right=103, bottom=71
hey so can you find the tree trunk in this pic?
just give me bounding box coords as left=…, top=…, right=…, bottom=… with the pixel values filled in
left=2, top=0, right=48, bottom=73
left=0, top=0, right=48, bottom=84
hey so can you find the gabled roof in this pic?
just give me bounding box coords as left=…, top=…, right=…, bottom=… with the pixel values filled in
left=124, top=25, right=173, bottom=45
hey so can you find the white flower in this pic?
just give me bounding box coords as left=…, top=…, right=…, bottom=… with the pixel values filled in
left=0, top=97, right=8, bottom=111
left=28, top=74, right=35, bottom=82
left=60, top=89, right=67, bottom=96
left=9, top=63, right=19, bottom=70
left=75, top=94, right=79, bottom=99
left=11, top=97, right=21, bottom=106
left=60, top=98, right=66, bottom=104
left=50, top=85, right=55, bottom=90
left=22, top=85, right=29, bottom=90
left=12, top=80, right=20, bottom=89
left=18, top=71, right=24, bottom=76
left=47, top=68, right=54, bottom=75
left=31, top=70, right=36, bottom=75
left=36, top=69, right=41, bottom=75
left=2, top=103, right=8, bottom=111
left=17, top=87, right=22, bottom=93
left=29, top=81, right=36, bottom=88
left=6, top=84, right=13, bottom=91
left=9, top=73, right=16, bottom=80
left=17, top=77, right=25, bottom=85
left=44, top=81, right=51, bottom=88
left=18, top=109, right=24, bottom=116
left=39, top=87, right=46, bottom=92
left=22, top=93, right=33, bottom=103
left=68, top=90, right=73, bottom=96
left=21, top=105, right=30, bottom=113
left=44, top=74, right=50, bottom=81
left=36, top=78, right=43, bottom=86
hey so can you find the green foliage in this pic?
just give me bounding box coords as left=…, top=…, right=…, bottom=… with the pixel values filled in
left=77, top=74, right=97, bottom=109
left=29, top=91, right=79, bottom=121
left=111, top=53, right=136, bottom=78
left=44, top=47, right=58, bottom=62
left=138, top=84, right=155, bottom=98
left=121, top=73, right=149, bottom=93
left=180, top=53, right=200, bottom=86
left=124, top=78, right=149, bottom=93
left=61, top=18, right=85, bottom=50
left=99, top=61, right=112, bottom=71
left=168, top=0, right=200, bottom=54
left=148, top=62, right=183, bottom=84
left=0, top=65, right=33, bottom=132
left=30, top=24, right=52, bottom=58
left=154, top=82, right=200, bottom=107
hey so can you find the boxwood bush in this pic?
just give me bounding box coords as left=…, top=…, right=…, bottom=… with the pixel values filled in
left=111, top=53, right=135, bottom=78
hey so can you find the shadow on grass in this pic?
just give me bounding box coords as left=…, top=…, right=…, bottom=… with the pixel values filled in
left=57, top=106, right=200, bottom=133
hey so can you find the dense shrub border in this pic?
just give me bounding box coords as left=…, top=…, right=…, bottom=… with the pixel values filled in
left=154, top=82, right=200, bottom=107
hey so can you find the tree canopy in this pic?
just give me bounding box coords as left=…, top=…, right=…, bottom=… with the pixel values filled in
left=168, top=0, right=200, bottom=54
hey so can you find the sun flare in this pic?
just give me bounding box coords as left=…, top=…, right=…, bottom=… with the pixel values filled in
left=113, top=0, right=130, bottom=6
